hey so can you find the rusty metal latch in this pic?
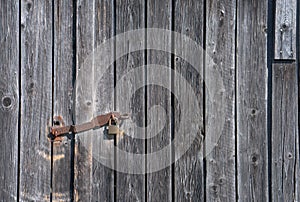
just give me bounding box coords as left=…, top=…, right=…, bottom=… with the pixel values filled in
left=49, top=112, right=129, bottom=142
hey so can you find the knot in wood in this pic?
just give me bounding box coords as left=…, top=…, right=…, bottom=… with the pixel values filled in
left=250, top=153, right=259, bottom=166
left=1, top=95, right=15, bottom=111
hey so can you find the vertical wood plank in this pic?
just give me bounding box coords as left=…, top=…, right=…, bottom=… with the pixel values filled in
left=173, top=0, right=204, bottom=201
left=274, top=0, right=297, bottom=59
left=91, top=0, right=115, bottom=200
left=147, top=0, right=172, bottom=201
left=52, top=0, right=75, bottom=201
left=115, top=0, right=146, bottom=201
left=237, top=0, right=268, bottom=201
left=75, top=0, right=115, bottom=201
left=19, top=0, right=53, bottom=200
left=272, top=63, right=299, bottom=201
left=75, top=1, right=95, bottom=200
left=205, top=0, right=236, bottom=201
left=0, top=0, right=19, bottom=200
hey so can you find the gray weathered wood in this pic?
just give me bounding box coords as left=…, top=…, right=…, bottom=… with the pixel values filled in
left=173, top=0, right=204, bottom=201
left=146, top=0, right=172, bottom=201
left=272, top=62, right=299, bottom=202
left=75, top=1, right=96, bottom=200
left=52, top=0, right=75, bottom=200
left=0, top=0, right=19, bottom=200
left=205, top=0, right=236, bottom=201
left=274, top=0, right=297, bottom=59
left=19, top=0, right=53, bottom=200
left=237, top=0, right=268, bottom=201
left=75, top=0, right=115, bottom=201
left=1, top=1, right=299, bottom=201
left=115, top=0, right=146, bottom=201
left=91, top=0, right=115, bottom=200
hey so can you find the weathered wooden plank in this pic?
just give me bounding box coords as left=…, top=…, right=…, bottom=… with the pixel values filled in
left=173, top=0, right=204, bottom=201
left=19, top=0, right=53, bottom=200
left=0, top=0, right=19, bottom=200
left=237, top=0, right=268, bottom=201
left=115, top=0, right=146, bottom=201
left=75, top=0, right=115, bottom=201
left=52, top=0, right=75, bottom=201
left=146, top=0, right=172, bottom=201
left=74, top=1, right=95, bottom=200
left=205, top=0, right=236, bottom=201
left=272, top=62, right=299, bottom=202
left=274, top=0, right=297, bottom=59
left=91, top=0, right=115, bottom=200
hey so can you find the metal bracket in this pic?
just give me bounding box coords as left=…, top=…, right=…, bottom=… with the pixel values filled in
left=49, top=116, right=66, bottom=142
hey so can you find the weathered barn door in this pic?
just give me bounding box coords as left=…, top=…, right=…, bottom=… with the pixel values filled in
left=0, top=0, right=299, bottom=201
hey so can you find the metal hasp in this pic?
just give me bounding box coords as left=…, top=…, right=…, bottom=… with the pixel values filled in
left=49, top=112, right=129, bottom=142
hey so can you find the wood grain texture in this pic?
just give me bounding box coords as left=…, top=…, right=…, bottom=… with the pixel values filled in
left=52, top=0, right=75, bottom=200
left=173, top=0, right=204, bottom=201
left=115, top=0, right=146, bottom=201
left=274, top=0, right=297, bottom=59
left=0, top=1, right=299, bottom=201
left=75, top=0, right=115, bottom=201
left=75, top=1, right=96, bottom=200
left=146, top=0, right=172, bottom=201
left=19, top=0, right=53, bottom=200
left=237, top=0, right=268, bottom=201
left=272, top=63, right=299, bottom=202
left=0, top=0, right=19, bottom=200
left=205, top=0, right=236, bottom=201
left=91, top=0, right=115, bottom=200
